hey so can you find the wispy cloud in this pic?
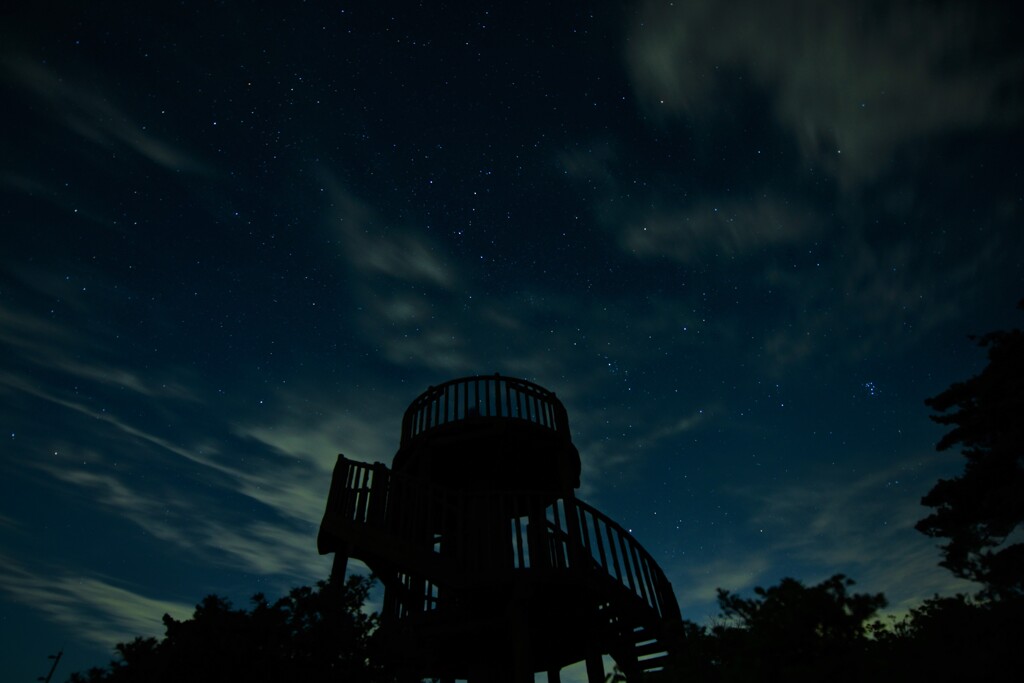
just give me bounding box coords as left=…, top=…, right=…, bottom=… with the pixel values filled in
left=316, top=172, right=492, bottom=376
left=190, top=519, right=333, bottom=578
left=0, top=555, right=194, bottom=648
left=3, top=372, right=222, bottom=473
left=733, top=456, right=978, bottom=612
left=370, top=311, right=478, bottom=373
left=626, top=0, right=1024, bottom=187
left=670, top=553, right=775, bottom=622
left=657, top=454, right=977, bottom=627
left=621, top=196, right=817, bottom=263
left=3, top=56, right=213, bottom=176
left=34, top=450, right=334, bottom=580
left=0, top=301, right=79, bottom=351
left=4, top=352, right=336, bottom=581
left=47, top=355, right=198, bottom=401
left=0, top=289, right=200, bottom=403
left=756, top=223, right=989, bottom=375
left=322, top=175, right=457, bottom=290
left=234, top=398, right=398, bottom=470
left=644, top=409, right=714, bottom=443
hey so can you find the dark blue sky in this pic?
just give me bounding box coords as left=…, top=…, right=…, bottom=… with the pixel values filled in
left=2, top=1, right=1022, bottom=680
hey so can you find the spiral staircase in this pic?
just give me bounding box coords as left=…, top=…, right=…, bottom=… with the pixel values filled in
left=318, top=375, right=683, bottom=682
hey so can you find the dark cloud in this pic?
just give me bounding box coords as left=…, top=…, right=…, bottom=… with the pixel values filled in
left=621, top=195, right=818, bottom=263
left=627, top=0, right=1024, bottom=186
left=3, top=56, right=214, bottom=176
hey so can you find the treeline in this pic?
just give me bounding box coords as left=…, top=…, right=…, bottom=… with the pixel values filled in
left=671, top=574, right=1020, bottom=683
left=672, top=302, right=1024, bottom=682
left=70, top=304, right=1023, bottom=682
left=69, top=575, right=384, bottom=683
left=68, top=572, right=1021, bottom=683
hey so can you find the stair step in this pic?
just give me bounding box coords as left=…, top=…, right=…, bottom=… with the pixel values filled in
left=640, top=669, right=670, bottom=683
left=634, top=639, right=667, bottom=657
left=638, top=653, right=671, bottom=671
left=630, top=625, right=654, bottom=641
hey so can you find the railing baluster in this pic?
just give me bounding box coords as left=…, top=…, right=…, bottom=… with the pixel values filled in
left=342, top=464, right=353, bottom=520
left=397, top=375, right=573, bottom=444
left=618, top=531, right=638, bottom=595
left=440, top=384, right=447, bottom=425
left=548, top=500, right=562, bottom=568
left=326, top=458, right=680, bottom=633
left=591, top=510, right=608, bottom=572
left=604, top=519, right=623, bottom=582
left=576, top=503, right=594, bottom=565
left=642, top=556, right=662, bottom=616
left=356, top=467, right=369, bottom=523
left=630, top=543, right=650, bottom=604
left=352, top=466, right=361, bottom=523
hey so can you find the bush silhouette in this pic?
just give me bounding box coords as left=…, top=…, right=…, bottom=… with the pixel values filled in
left=70, top=575, right=385, bottom=683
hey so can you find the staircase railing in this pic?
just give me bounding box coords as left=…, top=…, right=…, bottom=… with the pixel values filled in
left=573, top=498, right=681, bottom=622
left=400, top=374, right=571, bottom=444
left=320, top=456, right=681, bottom=625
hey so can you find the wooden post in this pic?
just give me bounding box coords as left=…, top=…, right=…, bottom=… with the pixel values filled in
left=562, top=493, right=584, bottom=570
left=526, top=497, right=547, bottom=571
left=368, top=461, right=390, bottom=526
left=325, top=455, right=351, bottom=520
left=330, top=546, right=350, bottom=582
left=585, top=652, right=604, bottom=683
left=509, top=582, right=533, bottom=683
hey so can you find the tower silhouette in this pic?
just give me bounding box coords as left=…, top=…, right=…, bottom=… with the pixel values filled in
left=318, top=375, right=683, bottom=682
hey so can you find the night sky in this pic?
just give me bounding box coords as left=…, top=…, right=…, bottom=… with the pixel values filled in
left=2, top=1, right=1023, bottom=680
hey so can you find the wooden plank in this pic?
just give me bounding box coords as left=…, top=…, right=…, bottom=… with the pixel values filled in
left=617, top=530, right=637, bottom=594
left=605, top=519, right=623, bottom=582
left=630, top=543, right=650, bottom=605
left=591, top=511, right=609, bottom=572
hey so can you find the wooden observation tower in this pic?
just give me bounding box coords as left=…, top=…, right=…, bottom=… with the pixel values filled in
left=318, top=375, right=683, bottom=682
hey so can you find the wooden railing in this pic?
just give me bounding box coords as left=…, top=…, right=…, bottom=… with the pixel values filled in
left=574, top=498, right=681, bottom=622
left=400, top=375, right=571, bottom=444
left=322, top=457, right=680, bottom=624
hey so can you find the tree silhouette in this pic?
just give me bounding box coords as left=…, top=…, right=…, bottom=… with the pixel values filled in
left=916, top=300, right=1024, bottom=599
left=877, top=593, right=1024, bottom=683
left=69, top=575, right=386, bottom=683
left=709, top=575, right=886, bottom=683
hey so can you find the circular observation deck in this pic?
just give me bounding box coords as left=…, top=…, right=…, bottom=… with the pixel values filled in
left=393, top=374, right=581, bottom=493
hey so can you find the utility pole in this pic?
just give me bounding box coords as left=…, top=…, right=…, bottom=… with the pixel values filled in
left=37, top=649, right=63, bottom=683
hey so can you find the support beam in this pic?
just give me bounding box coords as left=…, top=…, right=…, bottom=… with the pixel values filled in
left=509, top=585, right=533, bottom=683
left=330, top=545, right=350, bottom=582
left=585, top=653, right=604, bottom=683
